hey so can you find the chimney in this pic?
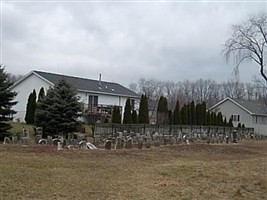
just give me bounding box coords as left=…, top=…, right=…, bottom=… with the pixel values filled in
left=99, top=74, right=102, bottom=86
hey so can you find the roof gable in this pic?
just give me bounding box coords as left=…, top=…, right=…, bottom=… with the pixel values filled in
left=210, top=97, right=267, bottom=116
left=12, top=70, right=139, bottom=98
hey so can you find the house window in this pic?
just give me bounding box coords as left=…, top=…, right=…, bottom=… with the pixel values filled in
left=232, top=114, right=240, bottom=122
left=88, top=95, right=98, bottom=107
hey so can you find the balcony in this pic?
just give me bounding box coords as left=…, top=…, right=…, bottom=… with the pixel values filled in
left=83, top=104, right=122, bottom=115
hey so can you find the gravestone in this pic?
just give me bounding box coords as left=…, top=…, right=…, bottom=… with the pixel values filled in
left=125, top=136, right=132, bottom=149
left=35, top=135, right=42, bottom=144
left=57, top=142, right=63, bottom=150
left=137, top=139, right=143, bottom=149
left=105, top=139, right=112, bottom=150
left=47, top=136, right=53, bottom=145
left=225, top=135, right=229, bottom=144
left=21, top=137, right=29, bottom=145
left=3, top=137, right=11, bottom=144
left=11, top=136, right=18, bottom=144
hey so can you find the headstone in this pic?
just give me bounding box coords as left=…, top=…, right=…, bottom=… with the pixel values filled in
left=225, top=135, right=229, bottom=144
left=47, top=136, right=53, bottom=145
left=125, top=136, right=132, bottom=149
left=105, top=139, right=112, bottom=150
left=3, top=137, right=11, bottom=144
left=21, top=137, right=29, bottom=145
left=137, top=140, right=143, bottom=149
left=11, top=136, right=18, bottom=144
left=57, top=142, right=63, bottom=150
left=38, top=139, right=47, bottom=145
left=35, top=135, right=42, bottom=144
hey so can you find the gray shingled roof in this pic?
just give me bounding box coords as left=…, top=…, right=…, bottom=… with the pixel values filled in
left=232, top=98, right=267, bottom=116
left=34, top=71, right=139, bottom=98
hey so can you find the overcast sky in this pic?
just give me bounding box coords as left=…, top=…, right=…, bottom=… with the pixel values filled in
left=1, top=0, right=267, bottom=86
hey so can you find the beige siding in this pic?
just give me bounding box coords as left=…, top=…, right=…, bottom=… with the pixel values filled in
left=210, top=99, right=267, bottom=135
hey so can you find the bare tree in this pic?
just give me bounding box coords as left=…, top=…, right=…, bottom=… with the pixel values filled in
left=224, top=13, right=267, bottom=82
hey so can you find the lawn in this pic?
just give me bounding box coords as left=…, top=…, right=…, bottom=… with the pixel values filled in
left=0, top=141, right=266, bottom=200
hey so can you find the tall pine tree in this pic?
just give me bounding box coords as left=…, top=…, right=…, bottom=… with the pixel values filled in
left=132, top=110, right=138, bottom=124
left=112, top=106, right=121, bottom=124
left=157, top=96, right=168, bottom=125
left=190, top=101, right=196, bottom=125
left=123, top=98, right=132, bottom=124
left=138, top=94, right=149, bottom=124
left=173, top=99, right=181, bottom=125
left=25, top=89, right=36, bottom=124
left=35, top=78, right=82, bottom=137
left=38, top=87, right=45, bottom=101
left=0, top=66, right=17, bottom=140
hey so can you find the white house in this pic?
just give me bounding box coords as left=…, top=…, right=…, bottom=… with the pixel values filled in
left=209, top=97, right=267, bottom=136
left=10, top=70, right=140, bottom=123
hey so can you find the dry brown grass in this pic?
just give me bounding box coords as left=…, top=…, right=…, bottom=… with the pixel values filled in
left=0, top=141, right=266, bottom=200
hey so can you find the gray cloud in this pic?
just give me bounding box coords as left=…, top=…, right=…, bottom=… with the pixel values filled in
left=2, top=1, right=266, bottom=86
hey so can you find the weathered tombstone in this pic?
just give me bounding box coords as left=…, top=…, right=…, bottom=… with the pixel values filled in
left=3, top=137, right=11, bottom=144
left=35, top=135, right=42, bottom=144
left=153, top=132, right=160, bottom=147
left=47, top=136, right=53, bottom=145
left=105, top=139, right=112, bottom=150
left=232, top=130, right=238, bottom=143
left=137, top=139, right=143, bottom=149
left=225, top=135, right=229, bottom=144
left=57, top=142, right=63, bottom=150
left=11, top=136, right=18, bottom=144
left=125, top=136, right=132, bottom=149
left=38, top=139, right=47, bottom=145
left=21, top=137, right=29, bottom=145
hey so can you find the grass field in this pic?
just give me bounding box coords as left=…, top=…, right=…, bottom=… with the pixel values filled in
left=0, top=141, right=266, bottom=200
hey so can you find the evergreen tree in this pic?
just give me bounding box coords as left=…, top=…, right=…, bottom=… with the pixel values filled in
left=0, top=66, right=17, bottom=140
left=132, top=110, right=138, bottom=124
left=112, top=106, right=121, bottom=124
left=168, top=110, right=173, bottom=125
left=138, top=94, right=149, bottom=124
left=38, top=87, right=45, bottom=101
left=195, top=103, right=201, bottom=125
left=187, top=103, right=191, bottom=125
left=173, top=99, right=181, bottom=125
left=206, top=111, right=211, bottom=126
left=223, top=117, right=227, bottom=126
left=201, top=102, right=207, bottom=125
left=190, top=101, right=196, bottom=125
left=25, top=89, right=36, bottom=124
left=216, top=112, right=223, bottom=126
left=123, top=98, right=132, bottom=124
left=157, top=96, right=168, bottom=125
left=228, top=116, right=233, bottom=127
left=181, top=105, right=188, bottom=125
left=35, top=78, right=82, bottom=137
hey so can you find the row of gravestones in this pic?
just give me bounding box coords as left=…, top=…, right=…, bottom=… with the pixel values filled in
left=3, top=129, right=30, bottom=145
left=96, top=130, right=250, bottom=150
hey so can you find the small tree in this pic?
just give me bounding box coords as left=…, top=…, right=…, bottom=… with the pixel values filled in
left=38, top=87, right=45, bottom=101
left=123, top=98, right=132, bottom=124
left=168, top=110, right=173, bottom=125
left=25, top=89, right=36, bottom=124
left=190, top=101, right=196, bottom=125
left=112, top=106, right=121, bottom=124
left=0, top=66, right=17, bottom=140
left=35, top=78, right=82, bottom=137
left=173, top=99, right=181, bottom=125
left=157, top=96, right=168, bottom=125
left=138, top=94, right=149, bottom=124
left=132, top=110, right=138, bottom=124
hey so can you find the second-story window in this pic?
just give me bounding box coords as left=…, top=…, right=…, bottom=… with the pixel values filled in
left=88, top=95, right=98, bottom=107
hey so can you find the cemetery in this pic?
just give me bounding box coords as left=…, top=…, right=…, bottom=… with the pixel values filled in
left=1, top=126, right=267, bottom=200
